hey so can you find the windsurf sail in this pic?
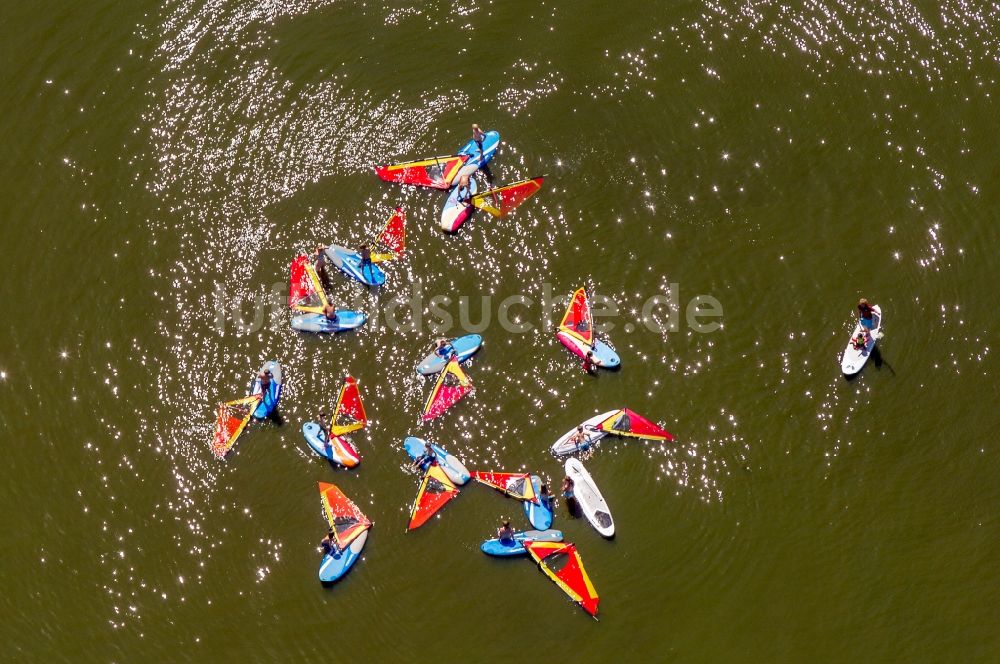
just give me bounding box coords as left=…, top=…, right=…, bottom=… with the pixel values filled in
left=471, top=471, right=538, bottom=503
left=329, top=375, right=367, bottom=436
left=288, top=254, right=330, bottom=314
left=422, top=357, right=473, bottom=421
left=212, top=396, right=261, bottom=459
left=369, top=207, right=405, bottom=263
left=558, top=287, right=593, bottom=345
left=318, top=482, right=371, bottom=548
left=596, top=408, right=674, bottom=442
left=471, top=176, right=544, bottom=218
left=375, top=155, right=469, bottom=189
left=407, top=465, right=459, bottom=530
left=526, top=541, right=599, bottom=617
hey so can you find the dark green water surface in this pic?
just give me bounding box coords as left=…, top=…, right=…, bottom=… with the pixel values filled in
left=2, top=1, right=998, bottom=660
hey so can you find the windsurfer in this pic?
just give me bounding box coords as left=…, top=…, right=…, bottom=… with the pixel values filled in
left=539, top=484, right=552, bottom=511
left=561, top=476, right=579, bottom=517
left=852, top=330, right=868, bottom=350
left=497, top=520, right=515, bottom=544
left=256, top=369, right=272, bottom=397
left=472, top=124, right=485, bottom=154
left=320, top=529, right=337, bottom=556
left=357, top=243, right=373, bottom=269
left=567, top=425, right=590, bottom=450
left=582, top=350, right=598, bottom=374
left=858, top=298, right=875, bottom=330
left=434, top=338, right=455, bottom=358
left=456, top=174, right=472, bottom=205
left=411, top=442, right=436, bottom=472
left=322, top=303, right=339, bottom=324
left=317, top=410, right=331, bottom=439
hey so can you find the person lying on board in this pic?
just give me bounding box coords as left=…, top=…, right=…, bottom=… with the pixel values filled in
left=410, top=442, right=436, bottom=473
left=582, top=350, right=598, bottom=374
left=472, top=124, right=485, bottom=155
left=320, top=529, right=337, bottom=556
left=858, top=298, right=875, bottom=330
left=852, top=331, right=868, bottom=351
left=456, top=174, right=472, bottom=205
left=497, top=520, right=515, bottom=544
left=256, top=369, right=272, bottom=397
left=434, top=338, right=456, bottom=358
left=322, top=303, right=339, bottom=324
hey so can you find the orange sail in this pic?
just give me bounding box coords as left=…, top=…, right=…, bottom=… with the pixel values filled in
left=370, top=207, right=405, bottom=263
left=330, top=375, right=367, bottom=436
left=471, top=471, right=537, bottom=503
left=407, top=465, right=459, bottom=530
left=212, top=396, right=261, bottom=459
left=471, top=177, right=544, bottom=218
left=318, top=482, right=371, bottom=548
left=558, top=287, right=593, bottom=345
left=422, top=357, right=473, bottom=421
left=375, top=155, right=469, bottom=189
left=288, top=254, right=329, bottom=314
left=526, top=541, right=599, bottom=617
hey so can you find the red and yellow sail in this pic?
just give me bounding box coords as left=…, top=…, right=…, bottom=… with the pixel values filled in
left=370, top=207, right=405, bottom=263
left=318, top=482, right=371, bottom=548
left=330, top=375, right=367, bottom=436
left=471, top=177, right=544, bottom=218
left=407, top=465, right=459, bottom=530
left=596, top=408, right=673, bottom=442
left=212, top=395, right=261, bottom=459
left=558, top=287, right=593, bottom=345
left=471, top=471, right=538, bottom=503
left=288, top=254, right=330, bottom=314
left=422, top=357, right=473, bottom=421
left=526, top=541, right=600, bottom=617
left=375, top=155, right=469, bottom=190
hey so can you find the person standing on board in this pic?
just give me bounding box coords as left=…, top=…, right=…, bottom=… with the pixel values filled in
left=317, top=410, right=331, bottom=439
left=456, top=174, right=472, bottom=205
left=472, top=124, right=486, bottom=155
left=538, top=484, right=553, bottom=511
left=256, top=369, right=272, bottom=397
left=858, top=298, right=875, bottom=331
left=314, top=244, right=332, bottom=290
left=320, top=529, right=337, bottom=556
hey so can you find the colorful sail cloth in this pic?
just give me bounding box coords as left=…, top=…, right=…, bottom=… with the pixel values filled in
left=471, top=471, right=538, bottom=503
left=375, top=155, right=469, bottom=189
left=525, top=541, right=599, bottom=617
left=422, top=357, right=473, bottom=421
left=558, top=287, right=593, bottom=345
left=289, top=254, right=330, bottom=314
left=370, top=207, right=405, bottom=263
left=595, top=408, right=673, bottom=442
left=330, top=376, right=367, bottom=436
left=318, top=482, right=371, bottom=548
left=471, top=177, right=544, bottom=218
left=407, top=465, right=459, bottom=530
left=212, top=396, right=261, bottom=459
